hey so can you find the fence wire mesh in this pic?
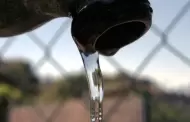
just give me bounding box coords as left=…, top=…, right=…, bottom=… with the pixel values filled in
left=0, top=0, right=190, bottom=122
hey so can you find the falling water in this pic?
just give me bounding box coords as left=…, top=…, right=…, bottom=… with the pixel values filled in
left=80, top=51, right=104, bottom=122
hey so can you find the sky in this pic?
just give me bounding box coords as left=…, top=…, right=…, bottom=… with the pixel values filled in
left=0, top=0, right=190, bottom=90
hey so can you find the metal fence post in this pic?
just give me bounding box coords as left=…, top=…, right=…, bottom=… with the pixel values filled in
left=142, top=90, right=152, bottom=122
left=0, top=96, right=9, bottom=122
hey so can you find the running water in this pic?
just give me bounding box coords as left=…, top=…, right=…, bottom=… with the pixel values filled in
left=80, top=51, right=104, bottom=122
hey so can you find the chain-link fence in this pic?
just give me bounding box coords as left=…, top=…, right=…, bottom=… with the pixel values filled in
left=0, top=0, right=190, bottom=122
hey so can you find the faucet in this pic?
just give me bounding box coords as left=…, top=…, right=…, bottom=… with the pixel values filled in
left=0, top=0, right=152, bottom=56
left=71, top=0, right=153, bottom=56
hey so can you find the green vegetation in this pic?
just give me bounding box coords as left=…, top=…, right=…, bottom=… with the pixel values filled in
left=0, top=83, right=22, bottom=100
left=151, top=100, right=190, bottom=122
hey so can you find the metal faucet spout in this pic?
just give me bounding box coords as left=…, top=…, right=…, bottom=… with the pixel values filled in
left=71, top=0, right=153, bottom=56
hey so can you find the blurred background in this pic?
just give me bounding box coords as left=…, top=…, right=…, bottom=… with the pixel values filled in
left=0, top=0, right=190, bottom=122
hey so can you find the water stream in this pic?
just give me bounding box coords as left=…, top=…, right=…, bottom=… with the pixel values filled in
left=80, top=51, right=104, bottom=122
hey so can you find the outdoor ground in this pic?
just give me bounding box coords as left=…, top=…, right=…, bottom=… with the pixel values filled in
left=9, top=95, right=143, bottom=122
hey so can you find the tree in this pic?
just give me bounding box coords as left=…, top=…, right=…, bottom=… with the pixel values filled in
left=0, top=59, right=40, bottom=122
left=0, top=59, right=39, bottom=102
left=58, top=73, right=88, bottom=99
